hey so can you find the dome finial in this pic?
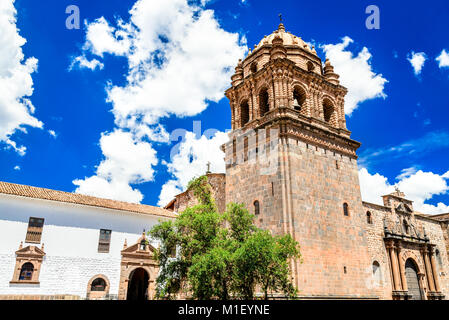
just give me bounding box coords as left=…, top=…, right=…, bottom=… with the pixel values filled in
left=278, top=13, right=285, bottom=31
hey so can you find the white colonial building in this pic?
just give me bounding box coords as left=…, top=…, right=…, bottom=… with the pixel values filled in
left=0, top=181, right=176, bottom=300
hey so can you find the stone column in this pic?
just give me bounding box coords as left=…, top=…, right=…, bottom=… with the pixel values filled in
left=396, top=244, right=408, bottom=291
left=337, top=96, right=346, bottom=129
left=429, top=247, right=442, bottom=292
left=275, top=73, right=281, bottom=108
left=268, top=72, right=275, bottom=111
left=391, top=245, right=401, bottom=291
left=386, top=241, right=400, bottom=291
left=230, top=102, right=236, bottom=130
left=306, top=88, right=313, bottom=118
left=286, top=74, right=293, bottom=108
left=278, top=72, right=284, bottom=107
left=282, top=71, right=290, bottom=107
left=235, top=99, right=241, bottom=129
left=422, top=246, right=436, bottom=292
left=273, top=71, right=280, bottom=109
left=314, top=88, right=320, bottom=119
left=249, top=85, right=254, bottom=121
left=418, top=273, right=427, bottom=300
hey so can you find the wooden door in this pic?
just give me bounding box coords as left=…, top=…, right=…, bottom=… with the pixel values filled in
left=405, top=259, right=422, bottom=300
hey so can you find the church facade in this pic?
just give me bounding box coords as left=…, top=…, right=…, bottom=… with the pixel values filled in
left=1, top=23, right=449, bottom=300
left=166, top=23, right=449, bottom=300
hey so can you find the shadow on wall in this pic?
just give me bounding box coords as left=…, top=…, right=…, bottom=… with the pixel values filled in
left=8, top=283, right=40, bottom=288
left=0, top=195, right=168, bottom=235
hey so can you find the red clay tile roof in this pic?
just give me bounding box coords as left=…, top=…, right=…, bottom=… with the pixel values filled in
left=0, top=181, right=176, bottom=219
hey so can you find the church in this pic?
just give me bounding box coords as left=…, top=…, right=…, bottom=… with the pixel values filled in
left=1, top=23, right=448, bottom=300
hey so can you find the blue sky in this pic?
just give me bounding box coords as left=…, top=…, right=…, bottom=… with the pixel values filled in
left=1, top=0, right=449, bottom=214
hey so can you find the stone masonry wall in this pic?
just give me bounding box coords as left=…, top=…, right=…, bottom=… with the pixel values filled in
left=417, top=216, right=449, bottom=297
left=226, top=131, right=376, bottom=299
left=362, top=200, right=449, bottom=300
left=172, top=174, right=226, bottom=213
left=362, top=202, right=394, bottom=299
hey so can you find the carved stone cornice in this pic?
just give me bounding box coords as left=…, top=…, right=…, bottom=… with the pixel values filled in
left=229, top=58, right=345, bottom=94
left=251, top=107, right=358, bottom=156
left=283, top=125, right=358, bottom=157
left=15, top=243, right=46, bottom=260
left=384, top=231, right=429, bottom=245
left=224, top=106, right=359, bottom=159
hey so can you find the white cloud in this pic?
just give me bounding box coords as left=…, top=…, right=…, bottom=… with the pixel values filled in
left=321, top=36, right=388, bottom=115
left=359, top=167, right=449, bottom=215
left=72, top=0, right=246, bottom=203
left=76, top=0, right=246, bottom=128
left=395, top=167, right=418, bottom=180
left=48, top=130, right=57, bottom=138
left=82, top=17, right=131, bottom=57
left=157, top=130, right=229, bottom=207
left=13, top=165, right=20, bottom=171
left=69, top=55, right=104, bottom=71
left=0, top=0, right=43, bottom=155
left=359, top=131, right=449, bottom=167
left=73, top=129, right=158, bottom=203
left=73, top=176, right=145, bottom=204
left=397, top=170, right=449, bottom=214
left=359, top=168, right=395, bottom=205
left=436, top=49, right=449, bottom=68
left=407, top=51, right=427, bottom=75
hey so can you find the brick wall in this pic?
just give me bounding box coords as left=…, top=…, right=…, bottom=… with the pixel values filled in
left=0, top=253, right=121, bottom=298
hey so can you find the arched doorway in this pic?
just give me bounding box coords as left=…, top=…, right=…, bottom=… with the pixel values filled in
left=126, top=268, right=149, bottom=300
left=405, top=259, right=422, bottom=300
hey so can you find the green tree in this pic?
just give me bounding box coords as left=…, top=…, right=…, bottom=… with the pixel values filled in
left=149, top=175, right=301, bottom=300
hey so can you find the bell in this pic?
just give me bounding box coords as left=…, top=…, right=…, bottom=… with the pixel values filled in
left=293, top=98, right=299, bottom=107
left=293, top=98, right=301, bottom=111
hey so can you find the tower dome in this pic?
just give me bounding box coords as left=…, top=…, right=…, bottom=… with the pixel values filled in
left=254, top=23, right=317, bottom=56
left=238, top=22, right=322, bottom=81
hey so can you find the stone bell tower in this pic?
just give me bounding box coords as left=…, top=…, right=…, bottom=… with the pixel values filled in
left=223, top=22, right=375, bottom=298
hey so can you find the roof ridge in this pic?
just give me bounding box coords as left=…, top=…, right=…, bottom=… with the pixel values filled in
left=0, top=181, right=176, bottom=218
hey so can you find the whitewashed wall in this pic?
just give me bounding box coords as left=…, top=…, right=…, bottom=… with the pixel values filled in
left=0, top=193, right=170, bottom=298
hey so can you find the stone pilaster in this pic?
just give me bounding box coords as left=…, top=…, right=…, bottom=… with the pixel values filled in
left=396, top=244, right=408, bottom=291
left=248, top=85, right=254, bottom=121
left=421, top=246, right=436, bottom=292
left=386, top=241, right=400, bottom=291
left=429, top=246, right=442, bottom=293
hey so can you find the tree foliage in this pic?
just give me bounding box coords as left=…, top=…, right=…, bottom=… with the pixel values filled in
left=149, top=175, right=301, bottom=299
